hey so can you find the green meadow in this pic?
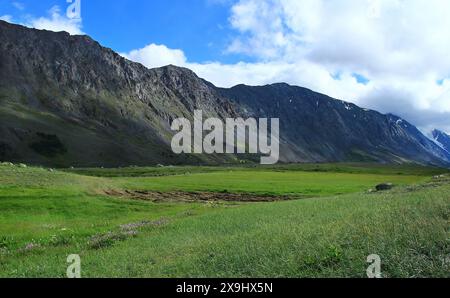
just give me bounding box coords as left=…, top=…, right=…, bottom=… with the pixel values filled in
left=0, top=163, right=449, bottom=277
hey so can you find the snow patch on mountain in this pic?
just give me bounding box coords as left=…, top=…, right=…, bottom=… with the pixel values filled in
left=431, top=130, right=450, bottom=154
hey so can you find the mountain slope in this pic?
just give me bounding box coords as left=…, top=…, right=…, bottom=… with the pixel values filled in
left=432, top=129, right=450, bottom=153
left=0, top=20, right=449, bottom=167
left=0, top=20, right=238, bottom=167
left=217, top=84, right=450, bottom=165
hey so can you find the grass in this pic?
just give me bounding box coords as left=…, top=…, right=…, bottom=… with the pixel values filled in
left=0, top=163, right=449, bottom=277
left=66, top=163, right=447, bottom=177
left=114, top=170, right=428, bottom=197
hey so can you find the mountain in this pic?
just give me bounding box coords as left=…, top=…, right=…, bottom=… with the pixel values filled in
left=218, top=84, right=450, bottom=165
left=0, top=20, right=238, bottom=167
left=1, top=20, right=449, bottom=167
left=432, top=129, right=450, bottom=153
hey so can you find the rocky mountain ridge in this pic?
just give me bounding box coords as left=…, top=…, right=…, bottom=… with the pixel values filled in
left=1, top=20, right=449, bottom=167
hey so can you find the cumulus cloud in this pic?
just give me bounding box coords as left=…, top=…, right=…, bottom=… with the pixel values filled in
left=228, top=0, right=450, bottom=77
left=119, top=0, right=450, bottom=133
left=121, top=44, right=188, bottom=69
left=0, top=15, right=13, bottom=22
left=122, top=43, right=358, bottom=94
left=223, top=0, right=450, bottom=133
left=27, top=6, right=83, bottom=35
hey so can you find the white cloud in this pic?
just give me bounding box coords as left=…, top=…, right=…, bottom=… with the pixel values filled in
left=27, top=6, right=83, bottom=35
left=228, top=0, right=450, bottom=77
left=0, top=15, right=13, bottom=22
left=122, top=43, right=369, bottom=109
left=122, top=0, right=450, bottom=133
left=121, top=44, right=187, bottom=69
left=223, top=0, right=450, bottom=132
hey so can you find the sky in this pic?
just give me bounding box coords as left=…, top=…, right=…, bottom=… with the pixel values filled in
left=1, top=0, right=450, bottom=134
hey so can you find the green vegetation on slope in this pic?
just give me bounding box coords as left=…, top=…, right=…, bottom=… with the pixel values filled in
left=0, top=163, right=449, bottom=277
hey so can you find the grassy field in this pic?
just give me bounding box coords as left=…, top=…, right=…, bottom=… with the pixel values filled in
left=0, top=163, right=449, bottom=277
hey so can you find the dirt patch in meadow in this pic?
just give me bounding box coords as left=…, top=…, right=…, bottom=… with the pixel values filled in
left=103, top=189, right=295, bottom=203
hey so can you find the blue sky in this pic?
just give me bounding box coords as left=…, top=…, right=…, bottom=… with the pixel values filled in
left=0, top=0, right=249, bottom=64
left=1, top=0, right=450, bottom=133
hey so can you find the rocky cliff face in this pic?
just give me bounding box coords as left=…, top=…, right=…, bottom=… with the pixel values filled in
left=0, top=20, right=449, bottom=167
left=432, top=130, right=450, bottom=154
left=218, top=84, right=450, bottom=165
left=0, top=20, right=238, bottom=167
